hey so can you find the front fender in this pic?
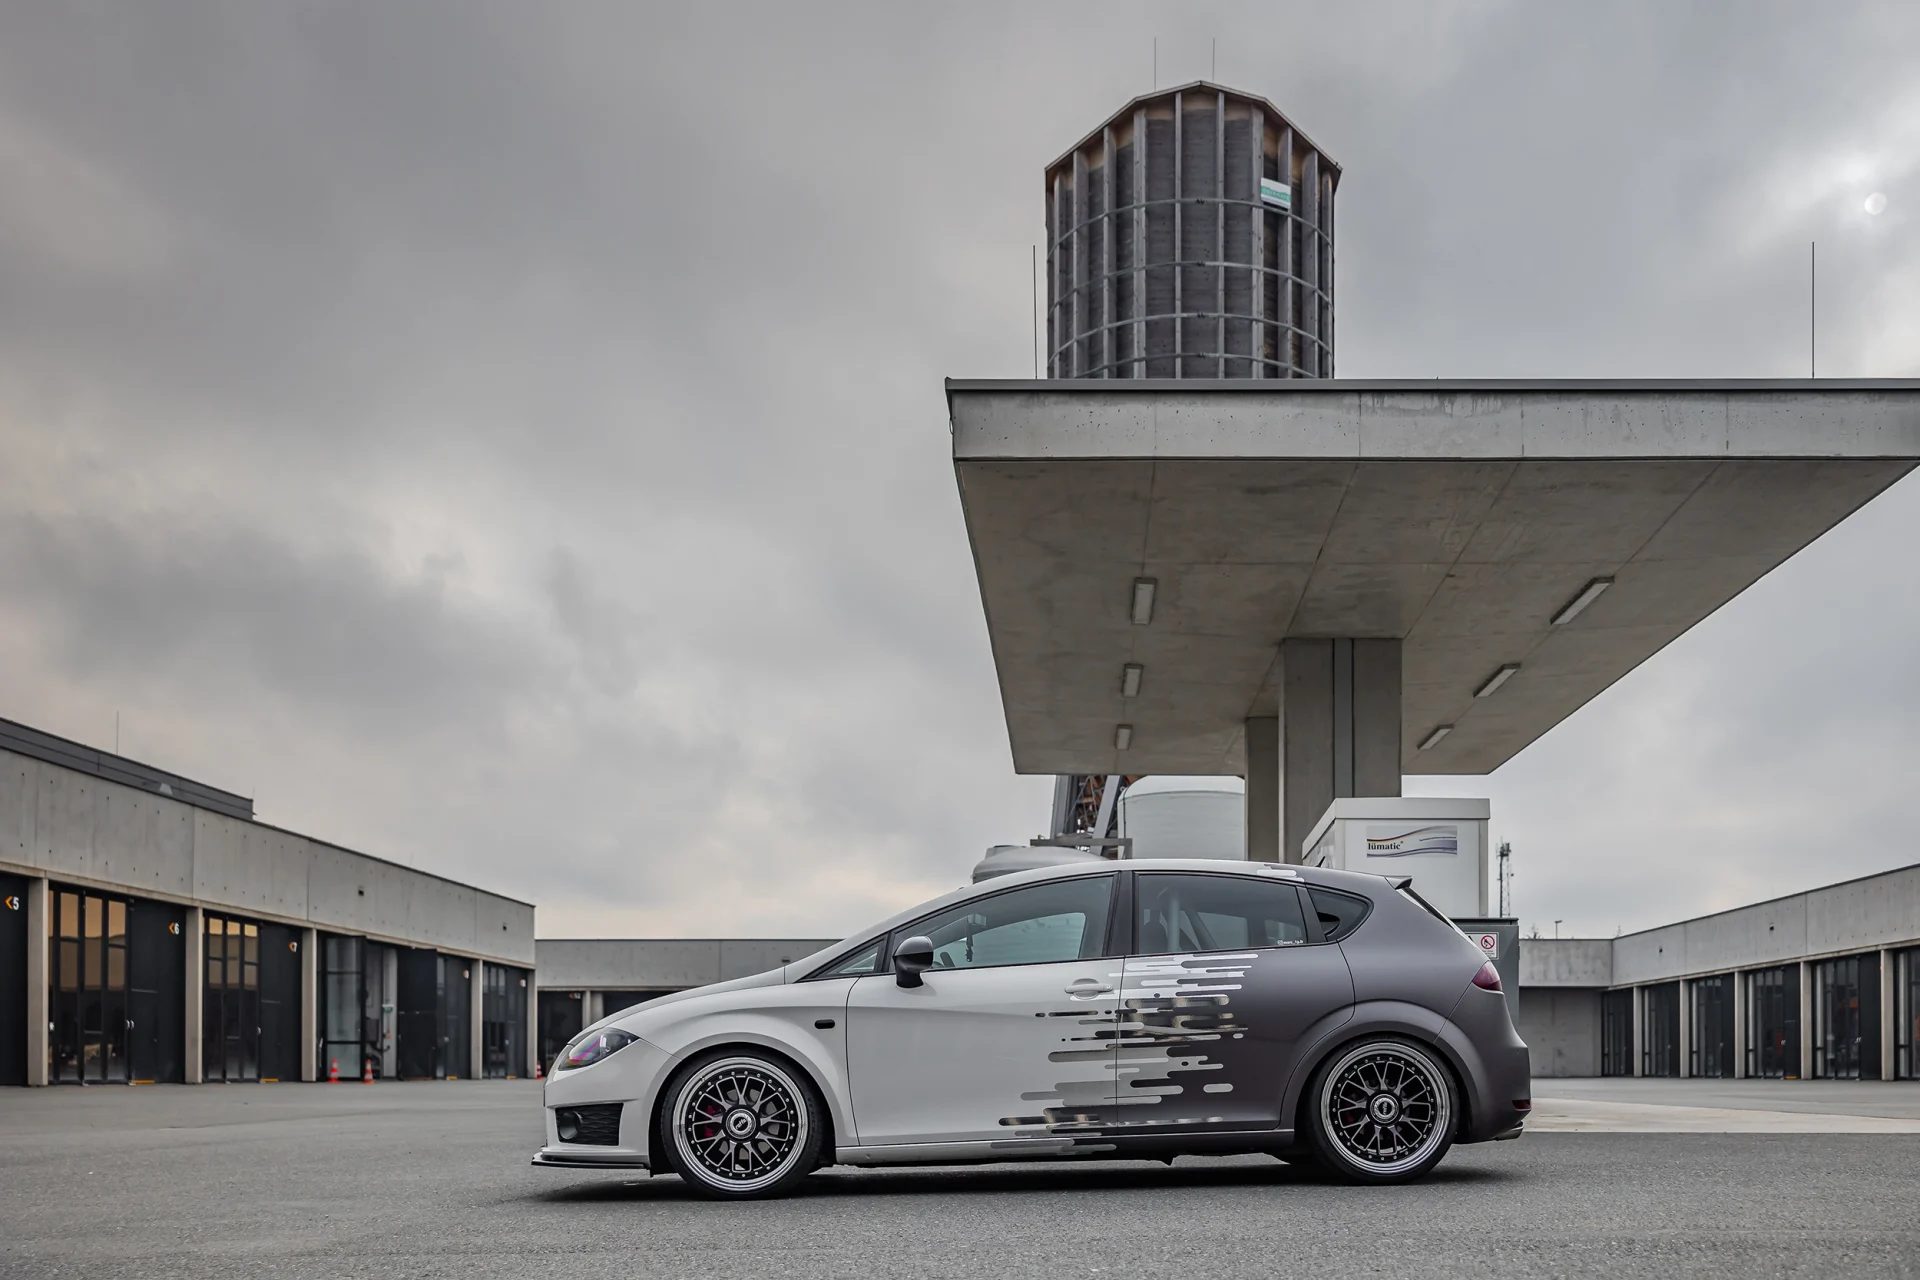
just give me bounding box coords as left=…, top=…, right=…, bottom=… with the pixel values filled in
left=627, top=991, right=857, bottom=1154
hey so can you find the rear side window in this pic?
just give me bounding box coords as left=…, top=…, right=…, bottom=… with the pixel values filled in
left=1307, top=888, right=1372, bottom=943
left=1136, top=873, right=1309, bottom=955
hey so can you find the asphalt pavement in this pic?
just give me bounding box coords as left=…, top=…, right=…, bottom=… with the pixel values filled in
left=3, top=1081, right=1917, bottom=1279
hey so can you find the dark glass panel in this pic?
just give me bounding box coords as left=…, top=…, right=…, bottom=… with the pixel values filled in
left=58, top=940, right=79, bottom=991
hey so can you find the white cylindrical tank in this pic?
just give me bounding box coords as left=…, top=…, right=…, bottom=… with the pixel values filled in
left=971, top=844, right=1109, bottom=882
left=1116, top=776, right=1245, bottom=860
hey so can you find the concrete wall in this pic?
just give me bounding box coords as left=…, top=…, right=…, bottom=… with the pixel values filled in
left=1520, top=938, right=1613, bottom=987
left=0, top=747, right=534, bottom=964
left=535, top=938, right=840, bottom=991
left=1517, top=988, right=1602, bottom=1077
left=1612, top=863, right=1920, bottom=985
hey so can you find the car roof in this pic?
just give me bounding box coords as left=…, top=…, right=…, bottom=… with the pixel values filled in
left=791, top=858, right=1396, bottom=975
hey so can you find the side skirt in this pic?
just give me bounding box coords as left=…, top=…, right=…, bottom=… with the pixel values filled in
left=833, top=1130, right=1297, bottom=1168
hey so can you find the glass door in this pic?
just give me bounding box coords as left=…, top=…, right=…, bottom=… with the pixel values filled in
left=1898, top=950, right=1917, bottom=1081
left=1689, top=974, right=1734, bottom=1078
left=1814, top=956, right=1862, bottom=1080
left=1642, top=983, right=1680, bottom=1076
left=1746, top=968, right=1793, bottom=1078
left=50, top=888, right=130, bottom=1084
left=204, top=915, right=261, bottom=1082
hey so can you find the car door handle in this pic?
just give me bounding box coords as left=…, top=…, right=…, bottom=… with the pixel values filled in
left=1065, top=980, right=1113, bottom=998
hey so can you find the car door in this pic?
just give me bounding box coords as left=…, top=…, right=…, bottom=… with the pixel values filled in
left=845, top=873, right=1121, bottom=1147
left=1116, top=870, right=1353, bottom=1134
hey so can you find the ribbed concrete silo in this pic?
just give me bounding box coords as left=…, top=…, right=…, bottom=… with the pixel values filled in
left=1045, top=80, right=1339, bottom=379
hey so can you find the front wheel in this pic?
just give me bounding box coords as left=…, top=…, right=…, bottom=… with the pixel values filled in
left=657, top=1050, right=824, bottom=1199
left=1306, top=1036, right=1457, bottom=1184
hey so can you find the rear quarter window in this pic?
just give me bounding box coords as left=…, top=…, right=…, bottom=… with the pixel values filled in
left=1306, top=888, right=1372, bottom=943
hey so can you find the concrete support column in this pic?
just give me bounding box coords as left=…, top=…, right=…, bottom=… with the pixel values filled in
left=1733, top=969, right=1748, bottom=1079
left=1280, top=639, right=1402, bottom=863
left=25, top=877, right=48, bottom=1086
left=526, top=976, right=538, bottom=1078
left=469, top=961, right=485, bottom=1080
left=1243, top=716, right=1279, bottom=862
left=1677, top=980, right=1692, bottom=1078
left=1632, top=986, right=1644, bottom=1077
left=1882, top=948, right=1896, bottom=1082
left=183, top=907, right=204, bottom=1084
left=585, top=990, right=602, bottom=1025
left=1798, top=960, right=1813, bottom=1080
left=299, top=927, right=318, bottom=1083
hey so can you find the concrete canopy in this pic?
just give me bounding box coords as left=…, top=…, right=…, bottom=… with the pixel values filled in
left=949, top=380, right=1920, bottom=777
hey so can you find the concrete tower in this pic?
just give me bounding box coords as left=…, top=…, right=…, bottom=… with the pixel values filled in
left=1045, top=81, right=1339, bottom=381
left=1042, top=82, right=1344, bottom=849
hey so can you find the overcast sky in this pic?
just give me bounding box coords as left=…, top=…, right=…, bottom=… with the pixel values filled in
left=2, top=2, right=1916, bottom=941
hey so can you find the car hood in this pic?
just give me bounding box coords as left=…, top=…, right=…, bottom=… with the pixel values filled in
left=572, top=967, right=790, bottom=1047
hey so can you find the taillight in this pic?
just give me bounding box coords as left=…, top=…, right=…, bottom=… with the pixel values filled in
left=1472, top=961, right=1502, bottom=992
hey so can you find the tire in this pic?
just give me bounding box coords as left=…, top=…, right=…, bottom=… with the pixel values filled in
left=1305, top=1036, right=1457, bottom=1185
left=656, top=1050, right=825, bottom=1200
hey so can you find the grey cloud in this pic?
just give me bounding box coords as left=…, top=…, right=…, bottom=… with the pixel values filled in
left=1, top=1, right=1918, bottom=938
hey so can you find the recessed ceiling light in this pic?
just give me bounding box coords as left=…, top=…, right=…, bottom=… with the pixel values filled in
left=1130, top=578, right=1157, bottom=626
left=1121, top=663, right=1143, bottom=698
left=1475, top=664, right=1521, bottom=698
left=1114, top=724, right=1133, bottom=750
left=1551, top=577, right=1613, bottom=626
left=1418, top=725, right=1452, bottom=751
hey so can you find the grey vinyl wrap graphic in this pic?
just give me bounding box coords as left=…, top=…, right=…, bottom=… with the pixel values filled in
left=992, top=944, right=1354, bottom=1148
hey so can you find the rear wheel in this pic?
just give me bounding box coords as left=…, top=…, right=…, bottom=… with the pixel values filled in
left=657, top=1050, right=824, bottom=1199
left=1306, top=1036, right=1456, bottom=1184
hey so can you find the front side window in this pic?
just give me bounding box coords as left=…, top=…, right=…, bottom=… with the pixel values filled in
left=909, top=875, right=1114, bottom=971
left=1136, top=873, right=1308, bottom=956
left=813, top=938, right=886, bottom=980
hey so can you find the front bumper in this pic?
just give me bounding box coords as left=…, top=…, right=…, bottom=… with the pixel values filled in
left=534, top=1034, right=673, bottom=1170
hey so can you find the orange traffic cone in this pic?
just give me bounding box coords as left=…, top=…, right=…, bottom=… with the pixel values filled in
left=362, top=1057, right=375, bottom=1084
left=534, top=1057, right=544, bottom=1081
left=328, top=1058, right=339, bottom=1083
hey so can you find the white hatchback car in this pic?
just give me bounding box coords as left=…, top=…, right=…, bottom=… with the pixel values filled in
left=534, top=859, right=1530, bottom=1197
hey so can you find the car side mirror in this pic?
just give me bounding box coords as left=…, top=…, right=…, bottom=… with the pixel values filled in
left=893, top=935, right=935, bottom=988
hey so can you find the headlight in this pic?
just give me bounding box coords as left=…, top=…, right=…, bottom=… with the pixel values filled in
left=558, top=1028, right=639, bottom=1071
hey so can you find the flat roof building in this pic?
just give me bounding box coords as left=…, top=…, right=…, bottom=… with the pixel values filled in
left=1518, top=863, right=1920, bottom=1081
left=1, top=717, right=537, bottom=1086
